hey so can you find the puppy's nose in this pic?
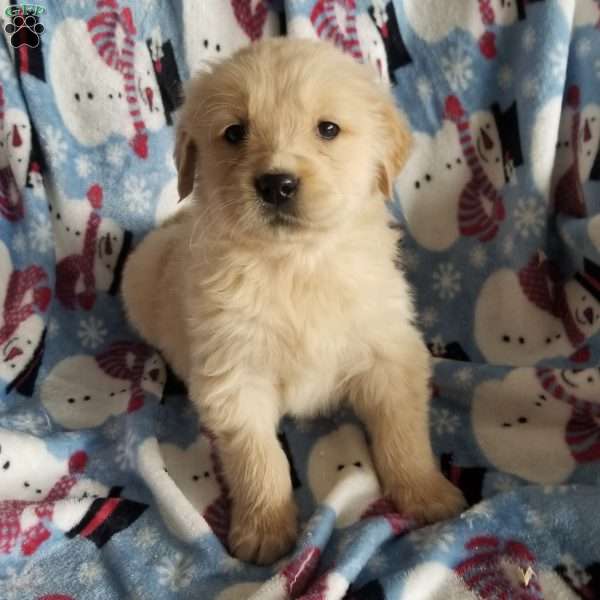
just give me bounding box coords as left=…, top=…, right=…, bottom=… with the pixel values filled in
left=254, top=172, right=299, bottom=205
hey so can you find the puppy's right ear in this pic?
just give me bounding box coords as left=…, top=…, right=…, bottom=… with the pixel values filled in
left=174, top=127, right=197, bottom=200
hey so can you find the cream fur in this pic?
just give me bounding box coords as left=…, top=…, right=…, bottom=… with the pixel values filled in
left=122, top=39, right=465, bottom=564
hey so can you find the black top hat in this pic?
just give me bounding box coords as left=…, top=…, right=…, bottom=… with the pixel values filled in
left=590, top=144, right=600, bottom=181
left=575, top=258, right=600, bottom=303
left=491, top=101, right=523, bottom=180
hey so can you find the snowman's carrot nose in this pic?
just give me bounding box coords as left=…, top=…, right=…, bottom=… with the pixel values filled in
left=11, top=124, right=22, bottom=147
left=584, top=119, right=592, bottom=143
left=481, top=127, right=494, bottom=150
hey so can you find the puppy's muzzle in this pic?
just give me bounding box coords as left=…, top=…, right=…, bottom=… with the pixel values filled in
left=254, top=172, right=299, bottom=207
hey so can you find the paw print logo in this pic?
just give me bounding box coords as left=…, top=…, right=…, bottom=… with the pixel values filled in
left=4, top=13, right=45, bottom=49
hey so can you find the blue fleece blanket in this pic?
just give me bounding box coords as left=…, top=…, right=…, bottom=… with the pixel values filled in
left=1, top=0, right=600, bottom=598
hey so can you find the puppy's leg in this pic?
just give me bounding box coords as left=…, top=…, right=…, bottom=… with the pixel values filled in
left=348, top=333, right=466, bottom=523
left=192, top=375, right=297, bottom=564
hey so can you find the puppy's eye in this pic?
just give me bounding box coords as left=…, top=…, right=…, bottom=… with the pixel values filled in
left=223, top=124, right=246, bottom=144
left=318, top=121, right=340, bottom=140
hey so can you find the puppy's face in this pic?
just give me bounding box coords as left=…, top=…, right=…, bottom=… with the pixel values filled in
left=176, top=39, right=410, bottom=241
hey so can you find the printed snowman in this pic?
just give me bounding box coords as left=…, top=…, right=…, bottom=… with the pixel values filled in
left=0, top=428, right=88, bottom=556
left=403, top=0, right=532, bottom=59
left=0, top=87, right=24, bottom=222
left=532, top=87, right=600, bottom=217
left=183, top=0, right=278, bottom=76
left=307, top=423, right=382, bottom=528
left=555, top=554, right=600, bottom=599
left=51, top=184, right=132, bottom=311
left=155, top=176, right=192, bottom=225
left=0, top=239, right=50, bottom=396
left=558, top=0, right=600, bottom=27
left=474, top=253, right=600, bottom=366
left=397, top=96, right=522, bottom=251
left=137, top=434, right=229, bottom=544
left=50, top=7, right=165, bottom=159
left=3, top=108, right=32, bottom=191
left=472, top=369, right=575, bottom=484
left=41, top=341, right=165, bottom=429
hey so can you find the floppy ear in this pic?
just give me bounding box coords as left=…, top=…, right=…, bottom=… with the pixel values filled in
left=377, top=102, right=412, bottom=199
left=174, top=127, right=198, bottom=200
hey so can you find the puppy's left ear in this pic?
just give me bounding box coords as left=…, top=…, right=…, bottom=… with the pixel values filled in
left=377, top=101, right=412, bottom=199
left=174, top=127, right=198, bottom=200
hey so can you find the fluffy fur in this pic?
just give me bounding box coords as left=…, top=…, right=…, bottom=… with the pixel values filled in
left=122, top=39, right=465, bottom=564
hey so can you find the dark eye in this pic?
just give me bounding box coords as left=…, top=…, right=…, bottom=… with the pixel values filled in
left=318, top=121, right=340, bottom=140
left=224, top=123, right=246, bottom=144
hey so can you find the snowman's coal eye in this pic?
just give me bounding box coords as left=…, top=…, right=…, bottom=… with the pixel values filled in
left=502, top=335, right=510, bottom=342
left=67, top=398, right=75, bottom=404
left=24, top=481, right=29, bottom=487
left=588, top=377, right=594, bottom=383
left=582, top=296, right=587, bottom=301
left=518, top=337, right=525, bottom=344
left=538, top=394, right=546, bottom=401
left=204, top=471, right=210, bottom=478
left=2, top=460, right=10, bottom=469
left=486, top=123, right=491, bottom=129
left=353, top=461, right=362, bottom=468
left=337, top=464, right=345, bottom=471
left=518, top=417, right=528, bottom=424
left=502, top=422, right=511, bottom=427
left=192, top=475, right=199, bottom=481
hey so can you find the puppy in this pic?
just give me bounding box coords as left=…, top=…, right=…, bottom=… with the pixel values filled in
left=122, top=39, right=465, bottom=564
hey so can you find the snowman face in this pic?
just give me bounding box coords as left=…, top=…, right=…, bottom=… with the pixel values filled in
left=553, top=106, right=574, bottom=187
left=356, top=13, right=389, bottom=83
left=3, top=108, right=31, bottom=189
left=307, top=424, right=380, bottom=528
left=490, top=0, right=519, bottom=25
left=474, top=269, right=568, bottom=366
left=0, top=314, right=44, bottom=387
left=160, top=437, right=221, bottom=513
left=94, top=217, right=126, bottom=293
left=400, top=561, right=477, bottom=600
left=50, top=197, right=91, bottom=258
left=472, top=370, right=575, bottom=483
left=578, top=104, right=600, bottom=182
left=557, top=368, right=600, bottom=404
left=41, top=355, right=132, bottom=429
left=396, top=121, right=468, bottom=251
left=50, top=19, right=133, bottom=146
left=134, top=42, right=165, bottom=131
left=288, top=16, right=319, bottom=40
left=216, top=583, right=263, bottom=600
left=470, top=110, right=505, bottom=189
left=0, top=429, right=68, bottom=501
left=141, top=353, right=166, bottom=396
left=565, top=279, right=600, bottom=337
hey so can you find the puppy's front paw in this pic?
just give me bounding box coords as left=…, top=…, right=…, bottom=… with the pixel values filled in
left=390, top=471, right=466, bottom=524
left=229, top=497, right=298, bottom=565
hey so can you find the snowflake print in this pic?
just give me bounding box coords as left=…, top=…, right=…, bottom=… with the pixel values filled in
left=454, top=366, right=473, bottom=388
left=0, top=411, right=50, bottom=436
left=461, top=501, right=493, bottom=528
left=549, top=43, right=568, bottom=79
left=525, top=508, right=543, bottom=528
left=522, top=77, right=540, bottom=100
left=134, top=525, right=159, bottom=548
left=542, top=484, right=570, bottom=495
left=115, top=429, right=137, bottom=470
left=12, top=230, right=27, bottom=254
left=156, top=552, right=195, bottom=592
left=498, top=65, right=513, bottom=90
left=220, top=555, right=246, bottom=574
left=522, top=26, right=536, bottom=51
left=2, top=563, right=38, bottom=600
left=124, top=175, right=152, bottom=215
left=430, top=408, right=460, bottom=434
left=595, top=59, right=600, bottom=80
left=41, top=126, right=68, bottom=164
left=432, top=262, right=461, bottom=300
left=78, top=562, right=103, bottom=584
left=402, top=248, right=419, bottom=272
left=430, top=334, right=445, bottom=357
left=29, top=213, right=53, bottom=253
left=75, top=155, right=94, bottom=178
left=103, top=418, right=123, bottom=441
left=367, top=552, right=389, bottom=574
left=492, top=474, right=518, bottom=493
left=107, top=143, right=127, bottom=167
left=420, top=307, right=438, bottom=329
left=514, top=197, right=545, bottom=239
left=469, top=246, right=487, bottom=269
left=47, top=318, right=60, bottom=338
left=502, top=235, right=515, bottom=256
left=0, top=52, right=12, bottom=81
left=77, top=316, right=108, bottom=349
left=416, top=77, right=433, bottom=102
left=577, top=37, right=592, bottom=58
left=441, top=46, right=473, bottom=91
left=410, top=522, right=456, bottom=554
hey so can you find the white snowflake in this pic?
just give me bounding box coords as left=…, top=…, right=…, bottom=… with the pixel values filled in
left=115, top=429, right=137, bottom=470
left=402, top=248, right=419, bottom=272
left=78, top=562, right=103, bottom=584
left=549, top=43, right=568, bottom=79
left=541, top=484, right=570, bottom=495
left=502, top=235, right=515, bottom=256
left=492, top=474, right=517, bottom=493
left=558, top=554, right=590, bottom=589
left=454, top=366, right=473, bottom=388
left=28, top=214, right=53, bottom=253
left=522, top=77, right=540, bottom=100
left=441, top=46, right=473, bottom=91
left=410, top=522, right=456, bottom=554
left=134, top=525, right=159, bottom=548
left=525, top=508, right=543, bottom=528
left=41, top=126, right=68, bottom=164
left=469, top=246, right=487, bottom=269
left=75, top=155, right=94, bottom=178
left=156, top=552, right=195, bottom=592
left=77, top=316, right=108, bottom=349
left=577, top=37, right=592, bottom=58
left=103, top=418, right=123, bottom=441
left=12, top=231, right=27, bottom=253
left=514, top=197, right=545, bottom=238
left=416, top=77, right=433, bottom=102
left=1, top=563, right=38, bottom=600
left=124, top=175, right=152, bottom=215
left=429, top=334, right=445, bottom=357
left=596, top=59, right=600, bottom=80
left=0, top=52, right=12, bottom=81
left=432, top=262, right=461, bottom=300
left=47, top=318, right=60, bottom=338
left=107, top=143, right=127, bottom=167
left=522, top=26, right=536, bottom=51
left=420, top=306, right=438, bottom=329
left=461, top=501, right=493, bottom=528
left=220, top=555, right=246, bottom=574
left=430, top=407, right=460, bottom=435
left=0, top=412, right=50, bottom=436
left=498, top=65, right=513, bottom=90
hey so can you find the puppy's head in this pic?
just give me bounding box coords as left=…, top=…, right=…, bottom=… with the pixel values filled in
left=176, top=39, right=410, bottom=241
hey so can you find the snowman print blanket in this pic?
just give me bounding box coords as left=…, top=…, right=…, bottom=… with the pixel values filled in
left=1, top=0, right=600, bottom=598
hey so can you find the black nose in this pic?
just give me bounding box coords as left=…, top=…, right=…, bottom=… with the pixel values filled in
left=254, top=172, right=299, bottom=205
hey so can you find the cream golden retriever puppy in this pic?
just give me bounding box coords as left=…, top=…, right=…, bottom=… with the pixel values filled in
left=122, top=39, right=465, bottom=564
